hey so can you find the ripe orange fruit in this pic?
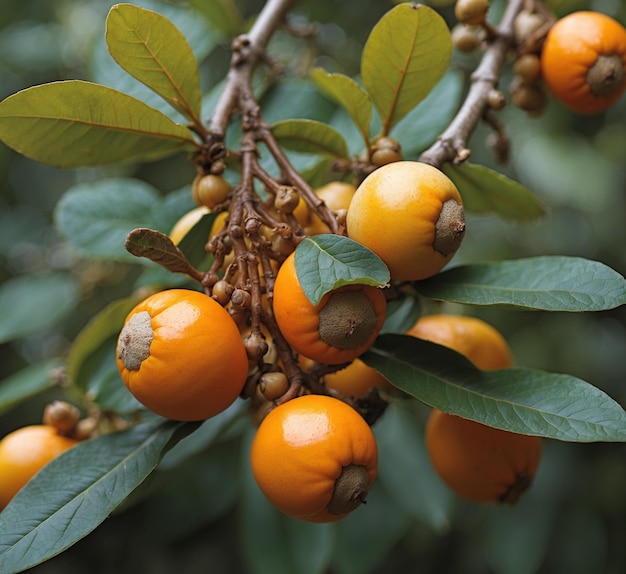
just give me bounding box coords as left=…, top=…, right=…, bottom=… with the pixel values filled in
left=409, top=314, right=542, bottom=504
left=406, top=314, right=513, bottom=370
left=541, top=11, right=626, bottom=114
left=425, top=410, right=542, bottom=504
left=116, top=288, right=248, bottom=421
left=305, top=181, right=356, bottom=236
left=272, top=252, right=386, bottom=365
left=0, top=425, right=78, bottom=509
left=250, top=394, right=378, bottom=522
left=324, top=358, right=393, bottom=398
left=346, top=161, right=465, bottom=281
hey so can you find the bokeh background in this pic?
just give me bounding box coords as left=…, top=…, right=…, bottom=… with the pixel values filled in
left=1, top=0, right=624, bottom=573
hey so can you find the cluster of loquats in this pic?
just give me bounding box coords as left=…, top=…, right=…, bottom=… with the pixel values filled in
left=13, top=0, right=622, bottom=522
left=451, top=0, right=626, bottom=117
left=102, top=149, right=541, bottom=521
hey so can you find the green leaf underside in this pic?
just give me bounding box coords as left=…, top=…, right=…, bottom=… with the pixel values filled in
left=417, top=256, right=626, bottom=311
left=361, top=3, right=452, bottom=134
left=272, top=119, right=349, bottom=158
left=106, top=4, right=202, bottom=124
left=310, top=69, right=372, bottom=145
left=0, top=81, right=197, bottom=168
left=54, top=178, right=164, bottom=262
left=0, top=273, right=79, bottom=343
left=443, top=163, right=545, bottom=221
left=0, top=361, right=61, bottom=416
left=124, top=228, right=199, bottom=276
left=0, top=420, right=198, bottom=573
left=364, top=335, right=626, bottom=443
left=391, top=70, right=463, bottom=157
left=294, top=235, right=390, bottom=306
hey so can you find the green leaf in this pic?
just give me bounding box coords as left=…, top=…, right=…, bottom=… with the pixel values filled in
left=0, top=420, right=199, bottom=573
left=361, top=3, right=452, bottom=134
left=54, top=178, right=162, bottom=262
left=67, top=296, right=142, bottom=391
left=391, top=70, right=463, bottom=156
left=310, top=69, right=372, bottom=145
left=124, top=228, right=201, bottom=278
left=106, top=4, right=202, bottom=125
left=417, top=257, right=626, bottom=311
left=176, top=211, right=216, bottom=268
left=159, top=400, right=247, bottom=469
left=375, top=402, right=452, bottom=532
left=294, top=235, right=390, bottom=305
left=363, top=334, right=626, bottom=442
left=0, top=81, right=198, bottom=168
left=187, top=0, right=243, bottom=36
left=0, top=273, right=79, bottom=343
left=380, top=294, right=422, bottom=335
left=0, top=361, right=61, bottom=416
left=272, top=119, right=349, bottom=158
left=260, top=78, right=337, bottom=125
left=90, top=1, right=220, bottom=124
left=442, top=163, right=545, bottom=221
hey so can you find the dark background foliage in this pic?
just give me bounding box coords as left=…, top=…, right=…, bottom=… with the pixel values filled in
left=0, top=1, right=624, bottom=573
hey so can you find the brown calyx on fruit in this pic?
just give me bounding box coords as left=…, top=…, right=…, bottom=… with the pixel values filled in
left=498, top=472, right=533, bottom=505
left=433, top=199, right=466, bottom=256
left=586, top=54, right=625, bottom=98
left=318, top=290, right=377, bottom=350
left=117, top=311, right=153, bottom=371
left=327, top=463, right=370, bottom=515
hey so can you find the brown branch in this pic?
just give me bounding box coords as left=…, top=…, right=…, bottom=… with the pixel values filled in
left=209, top=0, right=297, bottom=139
left=419, top=0, right=526, bottom=168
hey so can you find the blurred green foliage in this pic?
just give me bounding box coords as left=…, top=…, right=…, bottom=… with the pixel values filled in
left=0, top=0, right=624, bottom=573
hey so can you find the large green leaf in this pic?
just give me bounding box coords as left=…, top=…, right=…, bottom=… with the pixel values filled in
left=106, top=4, right=202, bottom=124
left=0, top=420, right=199, bottom=573
left=0, top=273, right=79, bottom=343
left=417, top=257, right=626, bottom=311
left=363, top=334, right=626, bottom=442
left=294, top=235, right=390, bottom=305
left=272, top=119, right=349, bottom=158
left=310, top=69, right=372, bottom=145
left=0, top=81, right=198, bottom=168
left=54, top=178, right=162, bottom=262
left=0, top=361, right=61, bottom=416
left=91, top=0, right=220, bottom=124
left=361, top=3, right=452, bottom=135
left=443, top=163, right=545, bottom=221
